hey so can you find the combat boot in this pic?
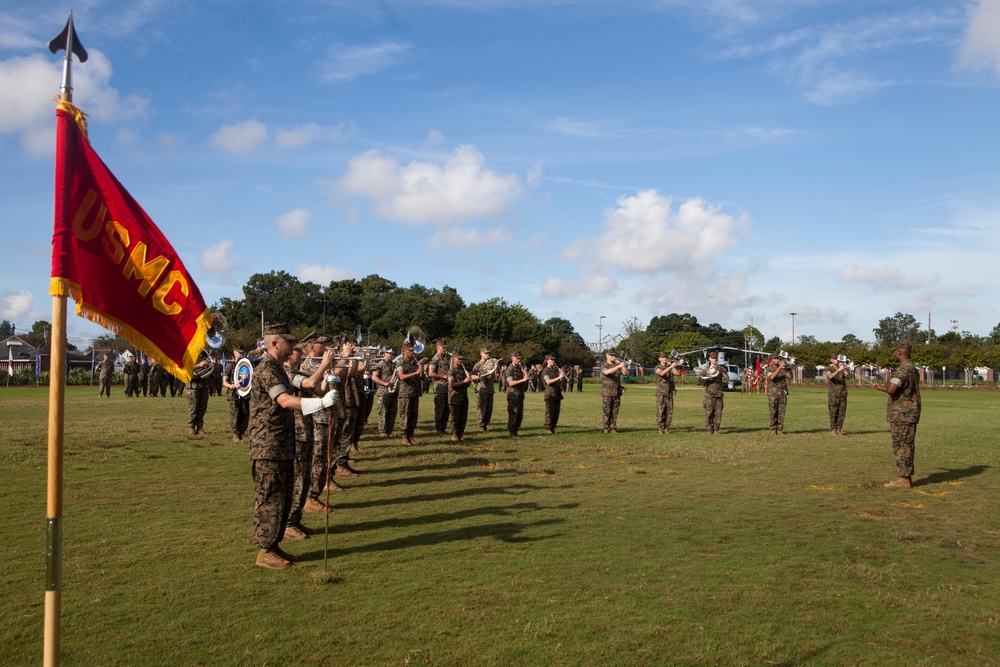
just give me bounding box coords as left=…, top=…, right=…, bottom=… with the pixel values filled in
left=274, top=546, right=302, bottom=563
left=255, top=548, right=291, bottom=570
left=884, top=477, right=912, bottom=489
left=283, top=523, right=309, bottom=541
left=335, top=463, right=359, bottom=478
left=323, top=480, right=345, bottom=493
left=304, top=497, right=329, bottom=513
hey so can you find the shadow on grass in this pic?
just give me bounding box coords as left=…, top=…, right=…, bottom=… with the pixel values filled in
left=303, top=517, right=566, bottom=559
left=360, top=469, right=522, bottom=488
left=318, top=501, right=579, bottom=535
left=915, top=465, right=990, bottom=486
left=332, top=483, right=574, bottom=510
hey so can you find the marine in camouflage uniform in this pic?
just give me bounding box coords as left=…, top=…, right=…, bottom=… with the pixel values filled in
left=654, top=353, right=680, bottom=434
left=766, top=356, right=791, bottom=435
left=283, top=348, right=314, bottom=531
left=333, top=356, right=363, bottom=478
left=96, top=353, right=114, bottom=397
left=600, top=351, right=627, bottom=433
left=700, top=354, right=727, bottom=434
left=248, top=324, right=298, bottom=569
left=372, top=349, right=398, bottom=437
left=147, top=360, right=163, bottom=397
left=541, top=355, right=565, bottom=434
left=123, top=357, right=140, bottom=397
left=186, top=349, right=212, bottom=435
left=223, top=349, right=251, bottom=440
left=505, top=353, right=529, bottom=436
left=396, top=344, right=423, bottom=445
left=826, top=356, right=849, bottom=436
left=300, top=337, right=344, bottom=500
left=447, top=355, right=471, bottom=441
left=427, top=342, right=452, bottom=433
left=878, top=342, right=921, bottom=488
left=138, top=359, right=149, bottom=396
left=471, top=349, right=494, bottom=432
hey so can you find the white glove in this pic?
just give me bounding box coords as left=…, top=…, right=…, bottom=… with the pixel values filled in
left=322, top=389, right=338, bottom=408
left=300, top=389, right=338, bottom=416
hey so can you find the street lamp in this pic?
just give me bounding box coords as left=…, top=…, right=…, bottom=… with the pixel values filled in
left=789, top=312, right=797, bottom=346
left=597, top=315, right=606, bottom=352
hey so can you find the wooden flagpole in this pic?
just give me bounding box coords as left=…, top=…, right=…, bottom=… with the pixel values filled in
left=45, top=12, right=88, bottom=666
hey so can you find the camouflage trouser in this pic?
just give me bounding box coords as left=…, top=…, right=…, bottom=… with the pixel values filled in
left=140, top=375, right=148, bottom=396
left=544, top=396, right=561, bottom=431
left=655, top=393, right=674, bottom=430
left=187, top=386, right=209, bottom=429
left=828, top=391, right=847, bottom=430
left=601, top=395, right=620, bottom=430
left=889, top=421, right=916, bottom=478
left=309, top=420, right=336, bottom=498
left=362, top=391, right=375, bottom=425
left=768, top=391, right=787, bottom=431
left=399, top=396, right=419, bottom=438
left=476, top=391, right=494, bottom=428
left=98, top=378, right=111, bottom=397
left=229, top=397, right=250, bottom=436
left=450, top=401, right=468, bottom=437
left=703, top=395, right=724, bottom=431
left=125, top=376, right=139, bottom=396
left=351, top=405, right=366, bottom=445
left=287, top=440, right=312, bottom=525
left=251, top=458, right=293, bottom=550
left=433, top=387, right=450, bottom=432
left=335, top=408, right=357, bottom=466
left=377, top=392, right=398, bottom=435
left=506, top=393, right=524, bottom=434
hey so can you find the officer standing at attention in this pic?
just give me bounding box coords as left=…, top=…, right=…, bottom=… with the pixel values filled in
left=248, top=324, right=336, bottom=569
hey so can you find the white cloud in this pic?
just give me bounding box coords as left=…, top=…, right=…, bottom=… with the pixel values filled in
left=276, top=208, right=313, bottom=239
left=200, top=239, right=234, bottom=273
left=723, top=9, right=960, bottom=105
left=296, top=263, right=353, bottom=285
left=597, top=190, right=749, bottom=273
left=958, top=0, right=1000, bottom=75
left=425, top=226, right=512, bottom=251
left=336, top=145, right=523, bottom=225
left=542, top=274, right=618, bottom=299
left=0, top=290, right=32, bottom=319
left=549, top=116, right=621, bottom=138
left=0, top=50, right=148, bottom=158
left=208, top=119, right=268, bottom=155
left=319, top=42, right=409, bottom=83
left=836, top=263, right=939, bottom=290
left=274, top=123, right=347, bottom=149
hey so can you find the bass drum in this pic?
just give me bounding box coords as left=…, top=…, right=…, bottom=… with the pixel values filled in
left=235, top=357, right=254, bottom=398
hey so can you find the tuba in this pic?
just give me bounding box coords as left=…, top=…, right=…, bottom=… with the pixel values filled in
left=206, top=312, right=227, bottom=349
left=404, top=325, right=426, bottom=355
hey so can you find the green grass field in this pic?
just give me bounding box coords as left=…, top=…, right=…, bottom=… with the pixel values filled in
left=2, top=383, right=999, bottom=665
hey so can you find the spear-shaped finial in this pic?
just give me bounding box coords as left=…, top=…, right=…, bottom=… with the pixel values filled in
left=48, top=11, right=88, bottom=100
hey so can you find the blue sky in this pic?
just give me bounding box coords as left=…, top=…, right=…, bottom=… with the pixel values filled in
left=3, top=0, right=1000, bottom=350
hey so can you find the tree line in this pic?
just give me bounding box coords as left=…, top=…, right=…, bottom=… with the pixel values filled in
left=12, top=274, right=1000, bottom=373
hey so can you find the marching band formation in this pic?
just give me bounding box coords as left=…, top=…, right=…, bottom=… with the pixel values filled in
left=101, top=320, right=919, bottom=570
